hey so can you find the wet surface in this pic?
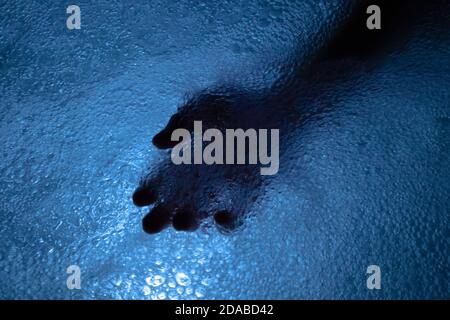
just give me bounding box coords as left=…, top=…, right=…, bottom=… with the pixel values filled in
left=0, top=0, right=449, bottom=299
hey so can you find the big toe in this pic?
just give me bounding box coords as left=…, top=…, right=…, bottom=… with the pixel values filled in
left=142, top=205, right=171, bottom=234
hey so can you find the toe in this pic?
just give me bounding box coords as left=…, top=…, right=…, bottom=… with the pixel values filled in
left=132, top=187, right=157, bottom=207
left=152, top=128, right=179, bottom=149
left=142, top=205, right=171, bottom=234
left=152, top=113, right=188, bottom=149
left=214, top=210, right=241, bottom=233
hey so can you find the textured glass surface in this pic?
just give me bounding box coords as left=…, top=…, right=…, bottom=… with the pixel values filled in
left=0, top=0, right=448, bottom=299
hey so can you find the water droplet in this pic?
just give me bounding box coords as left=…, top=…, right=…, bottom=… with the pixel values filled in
left=175, top=272, right=191, bottom=286
left=146, top=274, right=165, bottom=287
left=168, top=291, right=179, bottom=300
left=143, top=286, right=151, bottom=296
left=195, top=287, right=205, bottom=298
left=157, top=292, right=166, bottom=300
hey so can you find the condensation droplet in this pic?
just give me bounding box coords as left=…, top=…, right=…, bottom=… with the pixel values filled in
left=195, top=287, right=205, bottom=298
left=168, top=290, right=179, bottom=300
left=175, top=272, right=191, bottom=286
left=146, top=274, right=165, bottom=287
left=157, top=292, right=166, bottom=300
left=143, top=286, right=151, bottom=296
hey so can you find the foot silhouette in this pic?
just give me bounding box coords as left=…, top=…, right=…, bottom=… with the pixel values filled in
left=132, top=0, right=425, bottom=234
left=134, top=88, right=268, bottom=234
